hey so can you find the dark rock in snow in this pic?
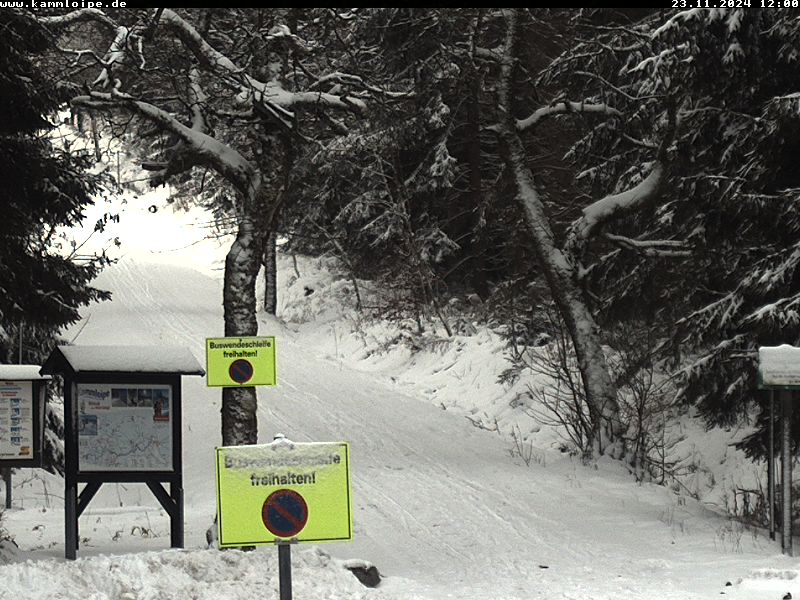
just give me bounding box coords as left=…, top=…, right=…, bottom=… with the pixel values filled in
left=783, top=593, right=792, bottom=600
left=345, top=563, right=381, bottom=588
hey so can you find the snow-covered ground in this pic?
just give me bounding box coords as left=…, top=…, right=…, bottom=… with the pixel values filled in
left=1, top=184, right=797, bottom=599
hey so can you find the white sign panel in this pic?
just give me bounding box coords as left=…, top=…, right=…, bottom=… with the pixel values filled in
left=0, top=381, right=34, bottom=460
left=759, top=345, right=800, bottom=389
left=76, top=384, right=172, bottom=471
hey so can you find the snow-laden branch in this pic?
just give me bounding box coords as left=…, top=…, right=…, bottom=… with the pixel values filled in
left=603, top=233, right=691, bottom=257
left=57, top=46, right=105, bottom=68
left=158, top=9, right=366, bottom=116
left=41, top=8, right=369, bottom=127
left=571, top=163, right=666, bottom=242
left=309, top=72, right=411, bottom=99
left=93, top=23, right=135, bottom=88
left=72, top=90, right=255, bottom=196
left=474, top=46, right=503, bottom=61
left=141, top=67, right=211, bottom=187
left=188, top=67, right=208, bottom=132
left=568, top=105, right=677, bottom=247
left=158, top=9, right=241, bottom=75
left=38, top=8, right=116, bottom=30
left=516, top=101, right=621, bottom=132
left=38, top=8, right=137, bottom=88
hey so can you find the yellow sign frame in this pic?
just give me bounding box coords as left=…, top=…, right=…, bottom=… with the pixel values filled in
left=215, top=441, right=353, bottom=547
left=205, top=337, right=276, bottom=387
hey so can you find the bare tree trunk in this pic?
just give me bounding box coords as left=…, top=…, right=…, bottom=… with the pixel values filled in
left=263, top=230, right=277, bottom=315
left=221, top=217, right=262, bottom=446
left=90, top=112, right=102, bottom=162
left=497, top=10, right=624, bottom=458
left=466, top=58, right=489, bottom=299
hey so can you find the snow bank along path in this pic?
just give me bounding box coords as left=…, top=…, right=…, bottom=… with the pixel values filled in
left=1, top=220, right=794, bottom=599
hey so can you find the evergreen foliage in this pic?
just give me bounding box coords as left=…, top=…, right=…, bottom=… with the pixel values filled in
left=0, top=8, right=108, bottom=366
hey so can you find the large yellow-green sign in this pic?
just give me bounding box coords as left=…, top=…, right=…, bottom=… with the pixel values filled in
left=215, top=440, right=353, bottom=547
left=206, top=337, right=276, bottom=387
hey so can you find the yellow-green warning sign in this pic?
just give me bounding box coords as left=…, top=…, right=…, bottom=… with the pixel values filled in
left=206, top=337, right=276, bottom=387
left=215, top=440, right=353, bottom=547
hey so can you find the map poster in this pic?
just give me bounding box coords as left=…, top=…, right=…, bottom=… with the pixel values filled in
left=76, top=383, right=173, bottom=472
left=0, top=380, right=34, bottom=460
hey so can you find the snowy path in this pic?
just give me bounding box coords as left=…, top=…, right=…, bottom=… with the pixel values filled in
left=12, top=256, right=781, bottom=600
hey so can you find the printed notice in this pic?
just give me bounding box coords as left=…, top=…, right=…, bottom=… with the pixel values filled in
left=77, top=383, right=172, bottom=471
left=0, top=381, right=34, bottom=460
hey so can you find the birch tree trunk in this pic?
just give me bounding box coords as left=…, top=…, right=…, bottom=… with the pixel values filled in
left=497, top=10, right=624, bottom=457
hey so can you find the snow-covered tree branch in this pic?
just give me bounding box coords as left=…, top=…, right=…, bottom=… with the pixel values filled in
left=516, top=101, right=621, bottom=132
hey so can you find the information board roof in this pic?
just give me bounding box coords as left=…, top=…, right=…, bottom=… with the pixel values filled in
left=41, top=345, right=205, bottom=376
left=0, top=365, right=51, bottom=381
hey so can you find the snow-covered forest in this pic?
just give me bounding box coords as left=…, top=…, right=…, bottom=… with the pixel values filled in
left=3, top=7, right=800, bottom=600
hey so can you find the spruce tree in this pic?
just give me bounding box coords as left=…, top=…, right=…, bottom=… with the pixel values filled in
left=0, top=9, right=109, bottom=486
left=0, top=8, right=108, bottom=363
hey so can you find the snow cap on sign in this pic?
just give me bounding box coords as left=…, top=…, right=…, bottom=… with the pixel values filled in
left=0, top=364, right=51, bottom=381
left=758, top=344, right=800, bottom=388
left=40, top=345, right=205, bottom=376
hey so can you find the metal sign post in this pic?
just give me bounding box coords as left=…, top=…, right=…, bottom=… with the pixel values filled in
left=769, top=390, right=776, bottom=541
left=279, top=543, right=293, bottom=600
left=783, top=390, right=794, bottom=556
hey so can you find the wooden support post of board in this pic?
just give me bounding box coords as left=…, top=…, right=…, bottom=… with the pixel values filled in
left=65, top=477, right=78, bottom=560
left=170, top=481, right=184, bottom=548
left=782, top=389, right=793, bottom=556
left=3, top=468, right=11, bottom=510
left=145, top=480, right=184, bottom=549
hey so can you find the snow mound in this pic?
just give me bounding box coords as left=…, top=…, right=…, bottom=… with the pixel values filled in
left=0, top=547, right=386, bottom=600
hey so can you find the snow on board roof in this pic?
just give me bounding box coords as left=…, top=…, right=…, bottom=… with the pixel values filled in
left=41, top=345, right=205, bottom=375
left=0, top=365, right=51, bottom=381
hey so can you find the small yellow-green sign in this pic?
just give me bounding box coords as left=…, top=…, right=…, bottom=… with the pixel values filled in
left=215, top=440, right=353, bottom=547
left=206, top=337, right=276, bottom=387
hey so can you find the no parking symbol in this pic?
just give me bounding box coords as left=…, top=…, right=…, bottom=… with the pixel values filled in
left=262, top=489, right=309, bottom=537
left=229, top=359, right=254, bottom=384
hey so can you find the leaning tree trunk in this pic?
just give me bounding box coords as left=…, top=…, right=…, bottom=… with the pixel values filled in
left=503, top=129, right=624, bottom=456
left=221, top=216, right=263, bottom=447
left=497, top=9, right=623, bottom=457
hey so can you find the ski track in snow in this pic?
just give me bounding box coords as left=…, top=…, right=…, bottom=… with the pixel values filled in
left=3, top=255, right=796, bottom=600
